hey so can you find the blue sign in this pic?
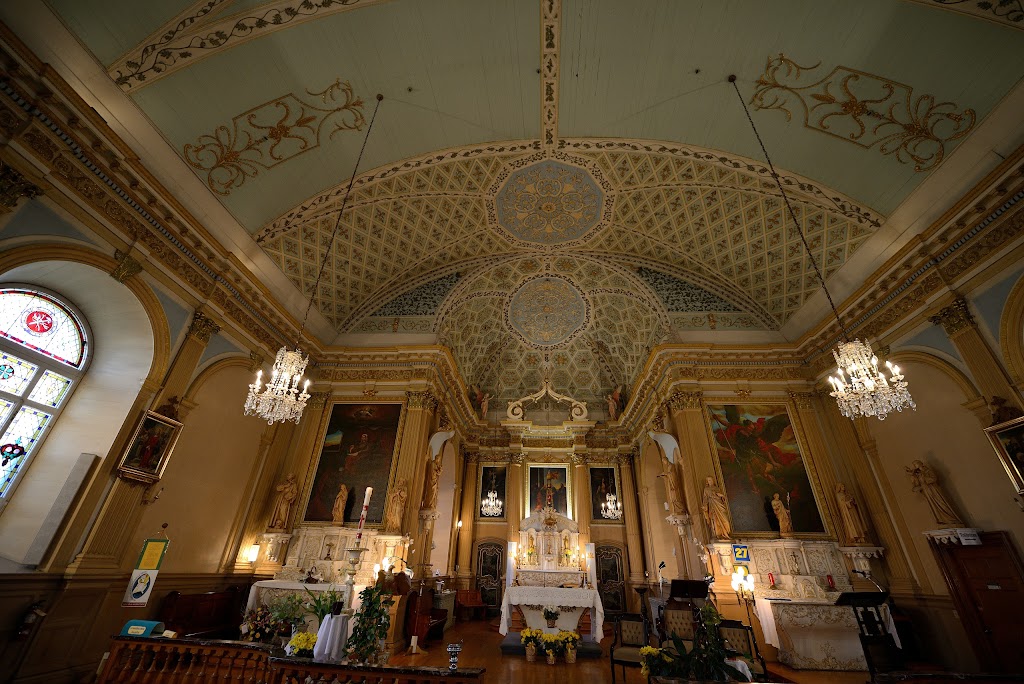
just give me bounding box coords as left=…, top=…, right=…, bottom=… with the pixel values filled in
left=732, top=544, right=749, bottom=563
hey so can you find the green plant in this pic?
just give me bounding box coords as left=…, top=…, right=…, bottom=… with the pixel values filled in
left=542, top=606, right=560, bottom=621
left=639, top=604, right=746, bottom=682
left=267, top=593, right=306, bottom=635
left=303, top=585, right=345, bottom=622
left=347, top=584, right=393, bottom=662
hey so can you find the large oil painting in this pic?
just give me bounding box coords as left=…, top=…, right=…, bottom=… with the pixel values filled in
left=984, top=415, right=1024, bottom=495
left=527, top=464, right=570, bottom=518
left=303, top=403, right=402, bottom=524
left=589, top=465, right=621, bottom=523
left=707, top=403, right=825, bottom=534
left=478, top=465, right=507, bottom=519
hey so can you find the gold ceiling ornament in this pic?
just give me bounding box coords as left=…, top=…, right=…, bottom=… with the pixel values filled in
left=730, top=76, right=914, bottom=421
left=751, top=54, right=975, bottom=172
left=244, top=94, right=383, bottom=425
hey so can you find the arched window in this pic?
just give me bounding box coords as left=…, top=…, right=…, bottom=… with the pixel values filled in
left=0, top=286, right=89, bottom=501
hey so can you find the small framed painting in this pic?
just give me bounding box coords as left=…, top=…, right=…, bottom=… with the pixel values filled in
left=118, top=410, right=183, bottom=484
left=984, top=415, right=1024, bottom=495
left=589, top=465, right=622, bottom=524
left=478, top=465, right=507, bottom=520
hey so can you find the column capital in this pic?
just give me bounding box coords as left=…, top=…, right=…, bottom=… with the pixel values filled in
left=0, top=161, right=42, bottom=213
left=929, top=297, right=975, bottom=336
left=510, top=452, right=527, bottom=465
left=110, top=249, right=144, bottom=283
left=787, top=390, right=816, bottom=410
left=570, top=452, right=589, bottom=466
left=308, top=391, right=332, bottom=410
left=187, top=310, right=221, bottom=342
left=406, top=389, right=438, bottom=412
left=666, top=389, right=704, bottom=411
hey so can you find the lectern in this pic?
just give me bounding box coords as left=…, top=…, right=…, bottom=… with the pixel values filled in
left=835, top=591, right=903, bottom=675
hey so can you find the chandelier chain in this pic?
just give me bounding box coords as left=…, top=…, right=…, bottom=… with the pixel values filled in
left=728, top=78, right=849, bottom=342
left=297, top=93, right=385, bottom=344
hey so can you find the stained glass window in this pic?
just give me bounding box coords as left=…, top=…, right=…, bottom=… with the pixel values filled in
left=0, top=287, right=89, bottom=504
left=0, top=289, right=86, bottom=368
left=0, top=351, right=38, bottom=396
left=0, top=407, right=52, bottom=497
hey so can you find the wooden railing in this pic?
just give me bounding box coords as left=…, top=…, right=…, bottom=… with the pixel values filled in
left=98, top=636, right=486, bottom=684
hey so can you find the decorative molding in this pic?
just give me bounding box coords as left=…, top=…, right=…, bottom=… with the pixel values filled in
left=109, top=249, right=144, bottom=283
left=907, top=0, right=1024, bottom=30
left=666, top=390, right=703, bottom=411
left=0, top=160, right=42, bottom=212
left=184, top=79, right=365, bottom=195
left=406, top=390, right=438, bottom=412
left=929, top=296, right=975, bottom=336
left=308, top=391, right=331, bottom=410
left=788, top=391, right=816, bottom=410
left=188, top=310, right=221, bottom=342
left=752, top=54, right=976, bottom=171
left=540, top=0, right=560, bottom=148
left=108, top=0, right=388, bottom=91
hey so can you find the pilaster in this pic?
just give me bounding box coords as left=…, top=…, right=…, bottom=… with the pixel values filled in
left=400, top=390, right=438, bottom=569
left=788, top=390, right=843, bottom=539
left=667, top=389, right=715, bottom=541
left=456, top=453, right=480, bottom=587
left=506, top=453, right=525, bottom=543
left=619, top=451, right=646, bottom=586
left=572, top=453, right=591, bottom=545
left=152, top=310, right=221, bottom=407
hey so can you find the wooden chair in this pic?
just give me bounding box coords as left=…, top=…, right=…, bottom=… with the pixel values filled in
left=719, top=620, right=767, bottom=681
left=659, top=606, right=695, bottom=653
left=610, top=613, right=649, bottom=684
left=455, top=589, right=487, bottom=621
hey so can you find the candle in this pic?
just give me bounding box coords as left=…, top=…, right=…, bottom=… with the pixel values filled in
left=354, top=486, right=373, bottom=545
left=768, top=572, right=775, bottom=587
left=827, top=574, right=835, bottom=590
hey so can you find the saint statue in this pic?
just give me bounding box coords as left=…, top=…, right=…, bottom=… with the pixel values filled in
left=835, top=483, right=868, bottom=544
left=383, top=478, right=408, bottom=533
left=771, top=493, right=793, bottom=537
left=905, top=460, right=965, bottom=527
left=479, top=394, right=490, bottom=420
left=269, top=473, right=298, bottom=530
left=701, top=476, right=732, bottom=540
left=422, top=455, right=444, bottom=510
left=331, top=483, right=349, bottom=524
left=658, top=446, right=686, bottom=516
left=606, top=393, right=619, bottom=421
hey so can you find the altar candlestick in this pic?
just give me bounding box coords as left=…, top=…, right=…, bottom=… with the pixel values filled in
left=827, top=574, right=835, bottom=590
left=354, top=486, right=373, bottom=545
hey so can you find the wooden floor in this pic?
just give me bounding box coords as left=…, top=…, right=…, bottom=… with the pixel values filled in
left=389, top=621, right=873, bottom=684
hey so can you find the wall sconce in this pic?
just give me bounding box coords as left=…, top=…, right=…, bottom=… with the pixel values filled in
left=246, top=543, right=260, bottom=565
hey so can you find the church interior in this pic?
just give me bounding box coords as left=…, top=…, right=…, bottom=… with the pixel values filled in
left=1, top=1, right=1024, bottom=682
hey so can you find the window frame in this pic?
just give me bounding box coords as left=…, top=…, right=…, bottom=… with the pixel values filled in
left=0, top=284, right=92, bottom=511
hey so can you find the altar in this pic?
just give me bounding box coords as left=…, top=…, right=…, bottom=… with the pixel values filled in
left=514, top=507, right=584, bottom=585
left=499, top=585, right=605, bottom=642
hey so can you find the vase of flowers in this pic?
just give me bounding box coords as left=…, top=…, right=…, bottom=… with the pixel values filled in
left=520, top=628, right=541, bottom=662
left=286, top=631, right=317, bottom=659
left=542, top=606, right=560, bottom=628
left=540, top=632, right=563, bottom=665
left=241, top=605, right=275, bottom=644
left=559, top=630, right=580, bottom=663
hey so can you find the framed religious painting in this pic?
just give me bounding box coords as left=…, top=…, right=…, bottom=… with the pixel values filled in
left=477, top=464, right=507, bottom=520
left=984, top=415, right=1024, bottom=495
left=589, top=465, right=623, bottom=524
left=706, top=402, right=826, bottom=536
left=117, top=410, right=183, bottom=484
left=301, top=402, right=404, bottom=525
left=526, top=463, right=571, bottom=518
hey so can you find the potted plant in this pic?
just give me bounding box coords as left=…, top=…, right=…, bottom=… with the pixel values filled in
left=347, top=584, right=393, bottom=664
left=558, top=630, right=580, bottom=663
left=520, top=628, right=542, bottom=662
left=267, top=593, right=306, bottom=644
left=241, top=605, right=275, bottom=643
left=639, top=604, right=746, bottom=682
left=539, top=632, right=563, bottom=664
left=303, top=585, right=345, bottom=626
left=286, top=631, right=317, bottom=659
left=542, top=606, right=560, bottom=628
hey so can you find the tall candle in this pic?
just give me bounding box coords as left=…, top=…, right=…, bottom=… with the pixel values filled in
left=354, top=486, right=373, bottom=545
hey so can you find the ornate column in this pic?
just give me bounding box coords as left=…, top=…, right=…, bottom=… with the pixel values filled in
left=396, top=390, right=438, bottom=545
left=818, top=391, right=926, bottom=595
left=65, top=310, right=220, bottom=576
left=619, top=450, right=646, bottom=591
left=506, top=453, right=525, bottom=543
left=666, top=389, right=715, bottom=540
left=572, top=453, right=591, bottom=545
left=787, top=390, right=844, bottom=539
left=456, top=452, right=480, bottom=588
left=931, top=296, right=1023, bottom=414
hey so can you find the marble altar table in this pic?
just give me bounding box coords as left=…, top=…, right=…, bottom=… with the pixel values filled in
left=499, top=585, right=604, bottom=642
left=245, top=580, right=350, bottom=631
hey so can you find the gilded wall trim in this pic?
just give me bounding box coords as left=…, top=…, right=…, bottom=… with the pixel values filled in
left=905, top=0, right=1024, bottom=30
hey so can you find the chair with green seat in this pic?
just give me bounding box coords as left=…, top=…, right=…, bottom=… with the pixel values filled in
left=719, top=619, right=767, bottom=681
left=610, top=613, right=649, bottom=684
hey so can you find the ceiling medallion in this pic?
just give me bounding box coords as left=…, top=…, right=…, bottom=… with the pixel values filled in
left=505, top=275, right=590, bottom=348
left=495, top=160, right=604, bottom=245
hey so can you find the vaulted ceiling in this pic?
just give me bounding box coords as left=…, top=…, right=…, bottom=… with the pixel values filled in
left=34, top=0, right=1024, bottom=403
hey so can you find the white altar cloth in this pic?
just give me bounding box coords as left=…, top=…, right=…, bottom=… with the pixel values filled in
left=245, top=580, right=350, bottom=620
left=499, top=586, right=604, bottom=642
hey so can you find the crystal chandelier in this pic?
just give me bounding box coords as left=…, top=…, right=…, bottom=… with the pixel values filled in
left=601, top=493, right=622, bottom=520
left=480, top=489, right=503, bottom=517
left=244, top=347, right=311, bottom=424
left=243, top=94, right=384, bottom=425
left=828, top=339, right=915, bottom=420
left=729, top=76, right=913, bottom=420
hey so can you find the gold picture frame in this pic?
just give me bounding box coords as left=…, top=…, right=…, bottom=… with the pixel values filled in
left=525, top=463, right=572, bottom=519
left=117, top=410, right=183, bottom=484
left=984, top=415, right=1024, bottom=496
left=477, top=464, right=507, bottom=520
left=588, top=464, right=623, bottom=525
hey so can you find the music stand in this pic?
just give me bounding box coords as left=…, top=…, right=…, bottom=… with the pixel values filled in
left=669, top=579, right=710, bottom=611
left=835, top=591, right=903, bottom=676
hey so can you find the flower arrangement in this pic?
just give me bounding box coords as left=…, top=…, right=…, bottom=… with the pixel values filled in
left=638, top=604, right=746, bottom=681
left=267, top=593, right=306, bottom=635
left=520, top=628, right=543, bottom=648
left=242, top=605, right=275, bottom=643
left=639, top=645, right=672, bottom=678
left=286, top=631, right=317, bottom=658
left=303, top=585, right=345, bottom=622
left=542, top=606, right=560, bottom=621
left=558, top=630, right=581, bottom=651
left=539, top=632, right=564, bottom=655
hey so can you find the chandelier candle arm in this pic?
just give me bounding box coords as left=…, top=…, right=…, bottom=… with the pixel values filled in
left=242, top=95, right=384, bottom=425
left=728, top=76, right=913, bottom=420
